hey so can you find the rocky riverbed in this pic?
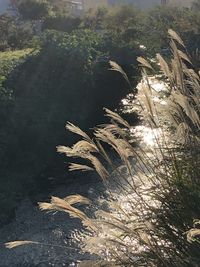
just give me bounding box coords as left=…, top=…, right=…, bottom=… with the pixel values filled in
left=0, top=174, right=104, bottom=267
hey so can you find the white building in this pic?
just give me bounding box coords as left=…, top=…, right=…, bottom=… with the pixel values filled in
left=0, top=0, right=10, bottom=15
left=108, top=0, right=161, bottom=9
left=168, top=0, right=193, bottom=7
left=0, top=0, right=194, bottom=17
left=108, top=0, right=193, bottom=9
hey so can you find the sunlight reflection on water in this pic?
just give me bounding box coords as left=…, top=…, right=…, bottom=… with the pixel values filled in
left=145, top=76, right=167, bottom=92
left=123, top=76, right=168, bottom=148
left=130, top=126, right=161, bottom=147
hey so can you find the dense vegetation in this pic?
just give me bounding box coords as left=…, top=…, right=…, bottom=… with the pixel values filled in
left=1, top=0, right=200, bottom=241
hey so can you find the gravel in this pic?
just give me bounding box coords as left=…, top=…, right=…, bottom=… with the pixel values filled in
left=0, top=174, right=104, bottom=267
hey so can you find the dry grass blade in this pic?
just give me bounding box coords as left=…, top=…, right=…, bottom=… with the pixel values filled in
left=64, top=194, right=91, bottom=205
left=138, top=231, right=152, bottom=248
left=104, top=108, right=130, bottom=128
left=109, top=60, right=131, bottom=86
left=57, top=142, right=96, bottom=158
left=94, top=128, right=117, bottom=147
left=96, top=139, right=113, bottom=166
left=56, top=145, right=77, bottom=157
left=139, top=82, right=158, bottom=126
left=177, top=50, right=192, bottom=65
left=187, top=229, right=200, bottom=243
left=171, top=56, right=185, bottom=93
left=114, top=138, right=134, bottom=159
left=5, top=241, right=39, bottom=249
left=94, top=127, right=134, bottom=163
left=175, top=122, right=190, bottom=144
left=168, top=29, right=185, bottom=48
left=69, top=163, right=94, bottom=172
left=88, top=154, right=109, bottom=180
left=172, top=91, right=200, bottom=127
left=102, top=124, right=125, bottom=135
left=39, top=196, right=96, bottom=230
left=73, top=140, right=99, bottom=153
left=137, top=57, right=153, bottom=70
left=38, top=202, right=53, bottom=211
left=156, top=53, right=171, bottom=79
left=66, top=122, right=92, bottom=142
